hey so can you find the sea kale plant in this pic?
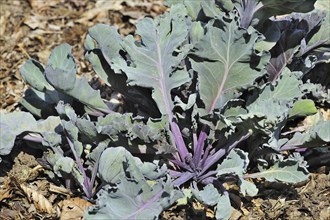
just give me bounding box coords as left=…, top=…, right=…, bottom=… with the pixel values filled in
left=1, top=0, right=329, bottom=219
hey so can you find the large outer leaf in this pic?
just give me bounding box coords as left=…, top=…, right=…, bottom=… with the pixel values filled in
left=301, top=11, right=329, bottom=54
left=264, top=11, right=326, bottom=81
left=165, top=0, right=202, bottom=19
left=44, top=44, right=110, bottom=113
left=166, top=0, right=234, bottom=21
left=246, top=155, right=309, bottom=183
left=20, top=59, right=53, bottom=91
left=85, top=25, right=161, bottom=117
left=87, top=147, right=182, bottom=219
left=85, top=24, right=122, bottom=74
left=20, top=88, right=58, bottom=117
left=19, top=59, right=72, bottom=118
left=256, top=0, right=316, bottom=18
left=115, top=4, right=191, bottom=116
left=0, top=112, right=61, bottom=157
left=190, top=13, right=267, bottom=115
left=236, top=0, right=316, bottom=28
left=0, top=112, right=37, bottom=156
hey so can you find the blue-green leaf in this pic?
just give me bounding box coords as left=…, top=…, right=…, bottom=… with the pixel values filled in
left=247, top=155, right=309, bottom=183
left=190, top=13, right=267, bottom=115
left=45, top=44, right=110, bottom=113
left=20, top=59, right=53, bottom=91
left=115, top=4, right=191, bottom=116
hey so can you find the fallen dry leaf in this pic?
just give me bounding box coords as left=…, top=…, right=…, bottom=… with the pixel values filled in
left=59, top=197, right=93, bottom=220
left=20, top=183, right=55, bottom=214
left=0, top=189, right=12, bottom=201
left=49, top=183, right=72, bottom=196
left=0, top=176, right=12, bottom=201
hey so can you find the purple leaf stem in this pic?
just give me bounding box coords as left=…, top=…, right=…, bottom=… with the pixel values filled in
left=170, top=120, right=190, bottom=162
left=280, top=144, right=305, bottom=151
left=170, top=159, right=193, bottom=172
left=169, top=170, right=182, bottom=178
left=200, top=176, right=217, bottom=185
left=173, top=172, right=196, bottom=187
left=197, top=170, right=218, bottom=182
left=89, top=154, right=101, bottom=197
left=200, top=131, right=252, bottom=175
left=66, top=136, right=92, bottom=198
left=193, top=130, right=207, bottom=166
left=199, top=144, right=212, bottom=169
left=125, top=188, right=166, bottom=219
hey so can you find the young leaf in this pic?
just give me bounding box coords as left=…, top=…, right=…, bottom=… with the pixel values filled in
left=216, top=149, right=258, bottom=196
left=288, top=99, right=317, bottom=119
left=192, top=184, right=220, bottom=206
left=216, top=149, right=249, bottom=177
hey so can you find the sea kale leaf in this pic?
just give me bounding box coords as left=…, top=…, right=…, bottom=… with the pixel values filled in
left=115, top=4, right=191, bottom=117
left=86, top=147, right=182, bottom=219
left=245, top=154, right=309, bottom=183
left=190, top=12, right=268, bottom=115
left=45, top=44, right=111, bottom=114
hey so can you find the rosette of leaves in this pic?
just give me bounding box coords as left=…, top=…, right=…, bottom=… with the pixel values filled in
left=1, top=0, right=329, bottom=219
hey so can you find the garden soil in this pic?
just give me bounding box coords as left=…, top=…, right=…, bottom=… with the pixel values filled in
left=0, top=1, right=329, bottom=219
